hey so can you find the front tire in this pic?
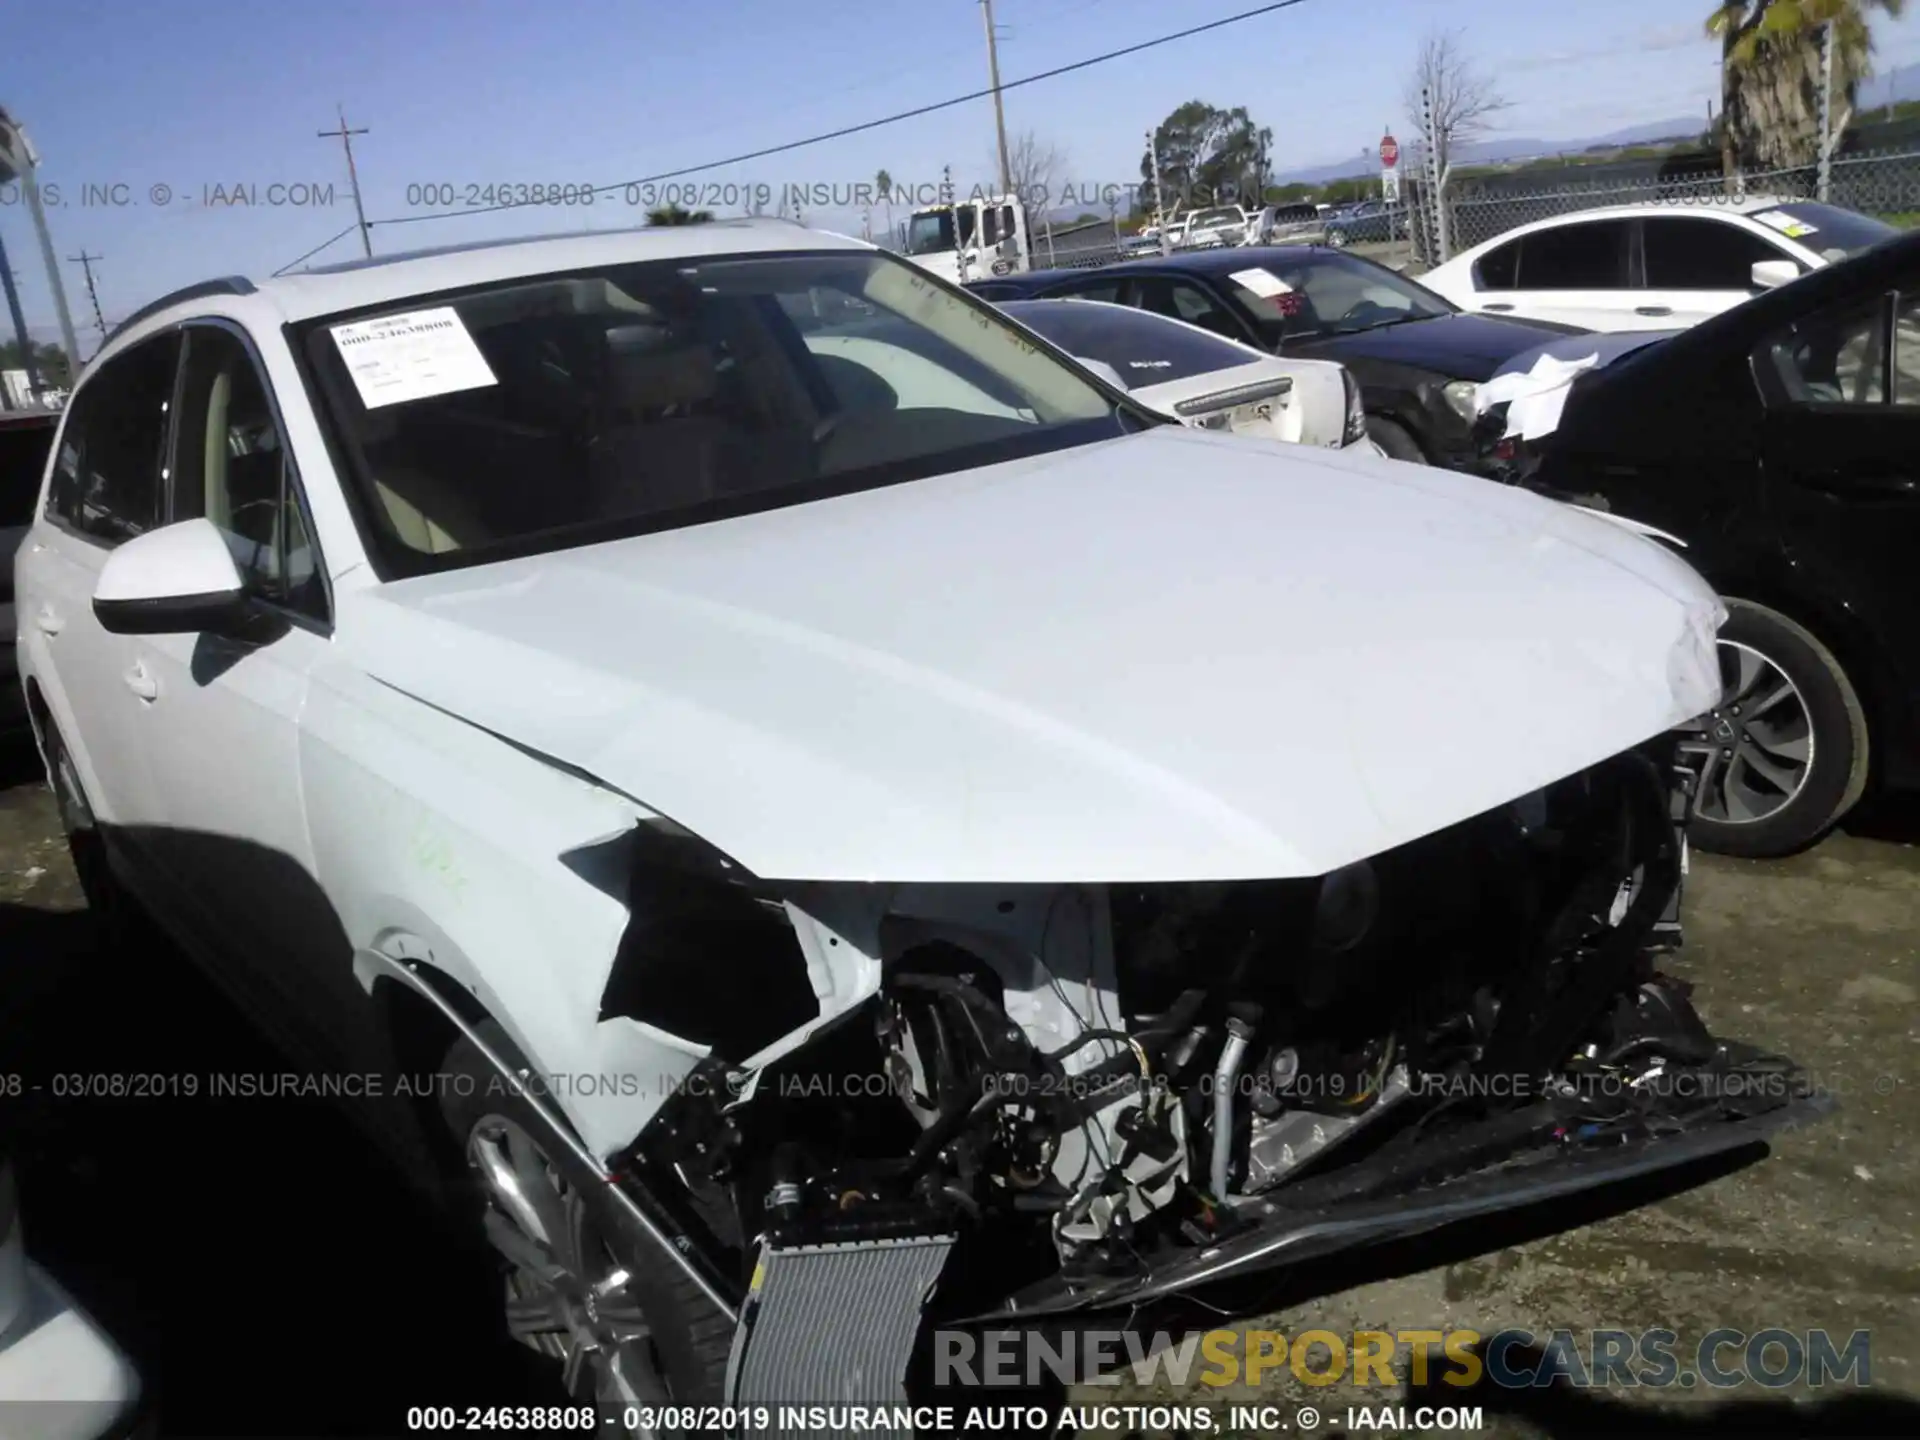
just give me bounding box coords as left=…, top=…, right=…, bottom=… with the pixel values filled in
left=1681, top=598, right=1869, bottom=858
left=42, top=721, right=141, bottom=939
left=438, top=1030, right=732, bottom=1430
left=1326, top=227, right=1350, bottom=248
left=1366, top=414, right=1427, bottom=463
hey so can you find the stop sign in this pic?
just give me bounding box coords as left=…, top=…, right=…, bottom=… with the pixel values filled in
left=1380, top=134, right=1400, bottom=169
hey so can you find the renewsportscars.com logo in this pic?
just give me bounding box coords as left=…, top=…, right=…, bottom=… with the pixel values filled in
left=934, top=1326, right=1874, bottom=1391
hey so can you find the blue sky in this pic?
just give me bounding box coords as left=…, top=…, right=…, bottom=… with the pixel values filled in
left=9, top=0, right=1920, bottom=349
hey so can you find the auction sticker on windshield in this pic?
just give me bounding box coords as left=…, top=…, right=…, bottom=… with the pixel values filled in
left=1229, top=268, right=1292, bottom=298
left=329, top=307, right=498, bottom=409
left=1751, top=209, right=1819, bottom=240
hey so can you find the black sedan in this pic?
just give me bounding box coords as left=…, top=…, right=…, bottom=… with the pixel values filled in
left=1525, top=228, right=1920, bottom=858
left=969, top=247, right=1579, bottom=470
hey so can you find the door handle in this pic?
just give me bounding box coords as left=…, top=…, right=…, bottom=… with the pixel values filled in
left=34, top=605, right=64, bottom=637
left=1635, top=305, right=1674, bottom=317
left=123, top=661, right=159, bottom=703
left=1482, top=302, right=1514, bottom=312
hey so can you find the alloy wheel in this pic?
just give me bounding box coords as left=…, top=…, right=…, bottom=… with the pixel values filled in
left=467, top=1115, right=668, bottom=1423
left=1680, top=640, right=1814, bottom=825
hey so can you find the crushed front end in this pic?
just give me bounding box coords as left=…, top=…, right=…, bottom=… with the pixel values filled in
left=606, top=738, right=1824, bottom=1393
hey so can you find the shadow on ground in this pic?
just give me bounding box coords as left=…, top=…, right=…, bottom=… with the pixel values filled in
left=0, top=886, right=558, bottom=1436
left=1842, top=789, right=1920, bottom=848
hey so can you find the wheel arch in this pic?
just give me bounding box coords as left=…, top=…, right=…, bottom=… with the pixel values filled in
left=359, top=943, right=740, bottom=1323
left=1691, top=566, right=1892, bottom=790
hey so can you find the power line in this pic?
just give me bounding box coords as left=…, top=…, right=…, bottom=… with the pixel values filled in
left=273, top=222, right=360, bottom=276
left=371, top=0, right=1313, bottom=229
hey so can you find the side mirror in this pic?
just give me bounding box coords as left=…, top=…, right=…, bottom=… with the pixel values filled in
left=1751, top=259, right=1801, bottom=291
left=93, top=518, right=249, bottom=636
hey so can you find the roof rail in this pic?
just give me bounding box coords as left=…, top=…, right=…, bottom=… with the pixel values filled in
left=101, top=276, right=257, bottom=350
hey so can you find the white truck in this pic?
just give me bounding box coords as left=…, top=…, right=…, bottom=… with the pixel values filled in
left=900, top=193, right=1032, bottom=283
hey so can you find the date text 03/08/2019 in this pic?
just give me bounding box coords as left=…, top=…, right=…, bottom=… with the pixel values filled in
left=401, top=1403, right=1481, bottom=1433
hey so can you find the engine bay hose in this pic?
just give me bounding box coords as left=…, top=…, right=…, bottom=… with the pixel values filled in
left=1211, top=1015, right=1256, bottom=1199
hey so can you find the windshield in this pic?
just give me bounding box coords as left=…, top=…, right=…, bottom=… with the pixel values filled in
left=1003, top=300, right=1255, bottom=386
left=1750, top=202, right=1898, bottom=264
left=1191, top=208, right=1243, bottom=228
left=1223, top=252, right=1454, bottom=343
left=904, top=210, right=958, bottom=256
left=300, top=250, right=1125, bottom=574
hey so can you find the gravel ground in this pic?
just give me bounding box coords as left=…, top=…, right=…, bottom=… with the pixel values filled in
left=1, top=737, right=1914, bottom=1437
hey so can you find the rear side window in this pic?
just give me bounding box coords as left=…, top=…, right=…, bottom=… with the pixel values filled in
left=1643, top=218, right=1785, bottom=290
left=1476, top=239, right=1521, bottom=290
left=1511, top=220, right=1633, bottom=290
left=0, top=420, right=56, bottom=528
left=46, top=332, right=182, bottom=546
left=1042, top=276, right=1125, bottom=304
left=1761, top=296, right=1889, bottom=405
left=1133, top=279, right=1250, bottom=343
left=1765, top=291, right=1920, bottom=408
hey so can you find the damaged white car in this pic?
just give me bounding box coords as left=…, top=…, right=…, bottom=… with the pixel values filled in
left=12, top=223, right=1822, bottom=1424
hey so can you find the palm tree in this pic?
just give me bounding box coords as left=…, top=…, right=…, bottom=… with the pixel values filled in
left=1709, top=0, right=1908, bottom=174
left=645, top=203, right=714, bottom=226
left=874, top=168, right=894, bottom=247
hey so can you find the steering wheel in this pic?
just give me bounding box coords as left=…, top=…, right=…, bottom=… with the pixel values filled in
left=1335, top=299, right=1396, bottom=326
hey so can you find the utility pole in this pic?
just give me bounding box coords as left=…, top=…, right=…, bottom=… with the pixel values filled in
left=68, top=249, right=107, bottom=349
left=0, top=107, right=80, bottom=387
left=980, top=0, right=1013, bottom=197
left=0, top=240, right=42, bottom=401
left=1422, top=86, right=1451, bottom=265
left=318, top=104, right=374, bottom=258
left=1818, top=20, right=1836, bottom=202
left=1147, top=128, right=1170, bottom=255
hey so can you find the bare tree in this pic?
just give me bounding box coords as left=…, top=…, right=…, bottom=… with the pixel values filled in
left=1404, top=29, right=1509, bottom=176
left=1000, top=130, right=1066, bottom=210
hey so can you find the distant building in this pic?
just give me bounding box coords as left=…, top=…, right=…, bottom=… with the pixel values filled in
left=0, top=368, right=65, bottom=410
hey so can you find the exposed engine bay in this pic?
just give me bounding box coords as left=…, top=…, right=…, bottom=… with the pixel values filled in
left=612, top=740, right=1821, bottom=1330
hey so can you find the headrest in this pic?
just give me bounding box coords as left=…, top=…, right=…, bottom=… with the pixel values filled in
left=606, top=334, right=718, bottom=412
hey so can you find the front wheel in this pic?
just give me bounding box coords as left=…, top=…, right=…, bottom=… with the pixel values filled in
left=1365, top=414, right=1427, bottom=463
left=438, top=1030, right=733, bottom=1431
left=1326, top=228, right=1350, bottom=248
left=1680, top=598, right=1869, bottom=858
left=42, top=721, right=142, bottom=940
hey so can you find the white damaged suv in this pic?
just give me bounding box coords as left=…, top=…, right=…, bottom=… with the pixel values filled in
left=12, top=222, right=1820, bottom=1420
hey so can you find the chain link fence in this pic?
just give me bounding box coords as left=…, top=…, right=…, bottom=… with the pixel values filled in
left=994, top=147, right=1920, bottom=283
left=1439, top=146, right=1920, bottom=258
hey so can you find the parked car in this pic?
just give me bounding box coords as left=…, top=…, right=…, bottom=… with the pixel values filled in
left=14, top=223, right=1818, bottom=1418
left=998, top=297, right=1370, bottom=450
left=0, top=1160, right=142, bottom=1438
left=1247, top=202, right=1325, bottom=246
left=1422, top=198, right=1899, bottom=332
left=1510, top=227, right=1920, bottom=856
left=1322, top=199, right=1399, bottom=249
left=2, top=409, right=59, bottom=736
left=977, top=246, right=1582, bottom=468
left=1172, top=205, right=1249, bottom=250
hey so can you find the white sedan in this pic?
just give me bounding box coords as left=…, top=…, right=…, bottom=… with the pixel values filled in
left=1421, top=198, right=1898, bottom=331
left=999, top=297, right=1372, bottom=451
